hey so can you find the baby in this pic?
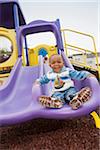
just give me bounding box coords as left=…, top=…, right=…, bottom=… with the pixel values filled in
left=35, top=54, right=92, bottom=110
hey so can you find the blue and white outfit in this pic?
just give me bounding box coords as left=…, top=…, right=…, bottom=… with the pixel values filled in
left=38, top=66, right=90, bottom=103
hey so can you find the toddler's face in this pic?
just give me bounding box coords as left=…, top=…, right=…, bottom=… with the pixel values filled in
left=49, top=55, right=64, bottom=73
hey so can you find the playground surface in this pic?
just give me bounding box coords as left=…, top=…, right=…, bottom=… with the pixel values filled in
left=0, top=108, right=99, bottom=150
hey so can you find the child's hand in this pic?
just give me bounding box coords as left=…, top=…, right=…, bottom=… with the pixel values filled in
left=33, top=80, right=40, bottom=85
left=87, top=74, right=95, bottom=78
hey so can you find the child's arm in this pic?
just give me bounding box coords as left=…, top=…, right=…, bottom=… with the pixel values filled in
left=69, top=69, right=94, bottom=80
left=35, top=74, right=50, bottom=85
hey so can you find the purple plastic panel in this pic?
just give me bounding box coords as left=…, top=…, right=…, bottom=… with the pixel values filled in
left=0, top=58, right=21, bottom=100
left=0, top=0, right=26, bottom=28
left=61, top=51, right=74, bottom=69
left=0, top=58, right=42, bottom=125
left=17, top=20, right=63, bottom=56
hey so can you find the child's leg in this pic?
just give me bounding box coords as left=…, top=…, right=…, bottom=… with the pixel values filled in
left=39, top=87, right=92, bottom=109
left=51, top=91, right=65, bottom=104
left=64, top=87, right=82, bottom=110
left=64, top=87, right=77, bottom=103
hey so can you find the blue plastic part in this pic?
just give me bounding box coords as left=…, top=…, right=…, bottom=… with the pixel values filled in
left=38, top=48, right=48, bottom=57
left=56, top=19, right=64, bottom=54
left=13, top=4, right=29, bottom=65
left=13, top=4, right=19, bottom=28
left=13, top=4, right=20, bottom=56
left=24, top=36, right=29, bottom=66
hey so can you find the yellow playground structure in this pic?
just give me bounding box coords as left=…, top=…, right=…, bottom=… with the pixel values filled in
left=62, top=29, right=100, bottom=78
left=0, top=27, right=18, bottom=77
left=28, top=44, right=57, bottom=66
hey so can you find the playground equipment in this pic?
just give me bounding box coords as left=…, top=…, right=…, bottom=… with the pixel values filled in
left=0, top=0, right=100, bottom=127
left=28, top=44, right=57, bottom=66
left=0, top=19, right=100, bottom=127
left=62, top=29, right=100, bottom=79
left=0, top=0, right=99, bottom=79
left=0, top=0, right=26, bottom=78
left=0, top=27, right=18, bottom=77
left=0, top=28, right=99, bottom=79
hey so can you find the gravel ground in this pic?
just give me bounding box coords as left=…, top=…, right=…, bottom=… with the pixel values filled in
left=0, top=109, right=99, bottom=150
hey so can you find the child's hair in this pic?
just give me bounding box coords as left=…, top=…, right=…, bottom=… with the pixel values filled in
left=49, top=54, right=63, bottom=63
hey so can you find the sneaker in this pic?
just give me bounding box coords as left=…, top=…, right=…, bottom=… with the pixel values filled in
left=39, top=95, right=63, bottom=108
left=76, top=87, right=92, bottom=103
left=69, top=97, right=82, bottom=110
left=69, top=87, right=92, bottom=110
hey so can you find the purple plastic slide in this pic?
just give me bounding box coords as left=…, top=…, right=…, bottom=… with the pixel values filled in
left=0, top=56, right=46, bottom=125
left=0, top=52, right=99, bottom=126
left=0, top=19, right=99, bottom=126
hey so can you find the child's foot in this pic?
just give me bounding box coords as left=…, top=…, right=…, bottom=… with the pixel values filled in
left=39, top=95, right=63, bottom=108
left=69, top=98, right=82, bottom=110
left=69, top=87, right=92, bottom=110
left=76, top=87, right=92, bottom=103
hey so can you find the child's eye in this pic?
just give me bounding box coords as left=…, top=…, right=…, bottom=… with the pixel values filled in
left=51, top=62, right=55, bottom=64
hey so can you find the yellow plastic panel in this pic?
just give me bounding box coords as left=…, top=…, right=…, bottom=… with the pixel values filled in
left=0, top=28, right=18, bottom=68
left=28, top=44, right=57, bottom=66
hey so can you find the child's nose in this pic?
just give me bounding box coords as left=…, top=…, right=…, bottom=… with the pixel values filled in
left=55, top=62, right=58, bottom=65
